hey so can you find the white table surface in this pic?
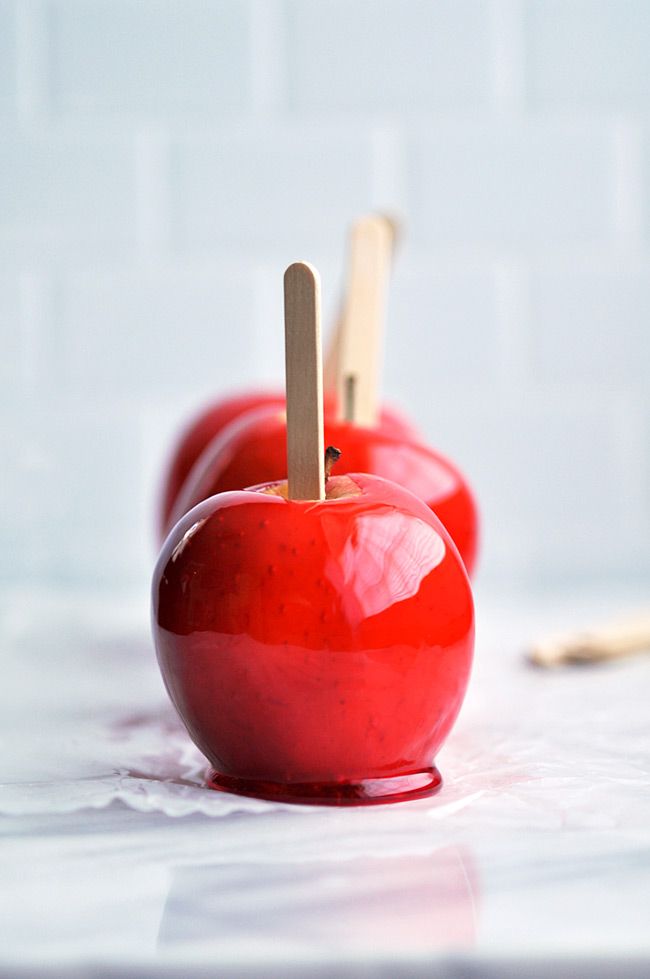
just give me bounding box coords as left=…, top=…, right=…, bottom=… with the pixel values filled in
left=1, top=585, right=649, bottom=978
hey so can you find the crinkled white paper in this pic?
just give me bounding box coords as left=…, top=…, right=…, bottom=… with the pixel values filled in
left=1, top=589, right=649, bottom=830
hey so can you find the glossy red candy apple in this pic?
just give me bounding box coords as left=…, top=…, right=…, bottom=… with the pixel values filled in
left=166, top=407, right=479, bottom=577
left=152, top=471, right=475, bottom=805
left=159, top=391, right=419, bottom=540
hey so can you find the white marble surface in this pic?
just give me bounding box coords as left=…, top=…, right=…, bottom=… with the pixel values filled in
left=1, top=586, right=650, bottom=977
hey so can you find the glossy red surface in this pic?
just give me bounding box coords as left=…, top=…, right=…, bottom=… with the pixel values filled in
left=153, top=473, right=475, bottom=805
left=158, top=390, right=420, bottom=541
left=167, top=408, right=479, bottom=576
left=158, top=390, right=284, bottom=538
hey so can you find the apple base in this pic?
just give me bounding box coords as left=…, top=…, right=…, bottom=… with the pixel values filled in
left=206, top=766, right=442, bottom=806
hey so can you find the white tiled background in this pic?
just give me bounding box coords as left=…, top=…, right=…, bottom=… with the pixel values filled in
left=2, top=0, right=649, bottom=595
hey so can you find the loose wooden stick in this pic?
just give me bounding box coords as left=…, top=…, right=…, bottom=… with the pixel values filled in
left=284, top=262, right=325, bottom=501
left=332, top=215, right=394, bottom=426
left=323, top=213, right=400, bottom=396
left=529, top=616, right=650, bottom=668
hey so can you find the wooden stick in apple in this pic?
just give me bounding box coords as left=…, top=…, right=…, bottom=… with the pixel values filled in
left=335, top=214, right=394, bottom=427
left=284, top=261, right=325, bottom=501
left=323, top=213, right=399, bottom=402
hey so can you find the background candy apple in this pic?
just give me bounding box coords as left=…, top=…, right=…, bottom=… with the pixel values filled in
left=158, top=390, right=418, bottom=539
left=162, top=216, right=479, bottom=571
left=166, top=406, right=479, bottom=577
left=157, top=213, right=420, bottom=539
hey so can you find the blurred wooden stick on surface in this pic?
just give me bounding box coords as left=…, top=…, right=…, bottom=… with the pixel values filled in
left=529, top=616, right=650, bottom=668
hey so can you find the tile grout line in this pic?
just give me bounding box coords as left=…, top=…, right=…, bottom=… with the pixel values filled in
left=250, top=0, right=286, bottom=117
left=15, top=0, right=49, bottom=129
left=489, top=0, right=526, bottom=117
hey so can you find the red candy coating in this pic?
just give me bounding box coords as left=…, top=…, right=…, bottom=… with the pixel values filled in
left=152, top=473, right=475, bottom=805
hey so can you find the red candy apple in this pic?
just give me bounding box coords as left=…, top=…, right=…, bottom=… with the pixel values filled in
left=152, top=261, right=475, bottom=806
left=153, top=471, right=474, bottom=805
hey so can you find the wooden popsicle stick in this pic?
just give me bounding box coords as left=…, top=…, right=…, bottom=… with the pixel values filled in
left=284, top=262, right=325, bottom=501
left=322, top=303, right=343, bottom=394
left=335, top=214, right=394, bottom=427
left=528, top=616, right=650, bottom=668
left=323, top=213, right=400, bottom=396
